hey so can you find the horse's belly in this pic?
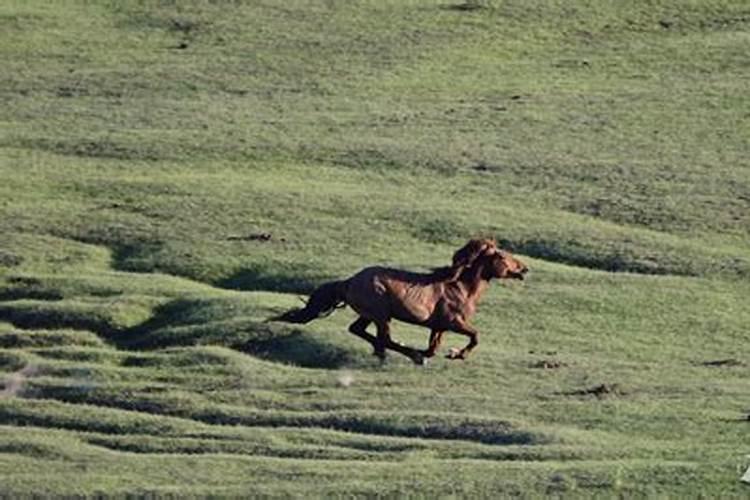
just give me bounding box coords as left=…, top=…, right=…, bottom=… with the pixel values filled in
left=388, top=286, right=435, bottom=324
left=391, top=308, right=432, bottom=325
left=344, top=267, right=437, bottom=324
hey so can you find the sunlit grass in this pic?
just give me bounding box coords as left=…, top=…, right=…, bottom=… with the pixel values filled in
left=1, top=0, right=749, bottom=496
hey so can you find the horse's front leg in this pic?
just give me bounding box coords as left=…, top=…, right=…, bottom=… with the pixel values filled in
left=447, top=322, right=479, bottom=360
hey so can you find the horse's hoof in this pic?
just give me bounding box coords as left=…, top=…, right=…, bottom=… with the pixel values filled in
left=412, top=353, right=427, bottom=366
left=446, top=348, right=465, bottom=360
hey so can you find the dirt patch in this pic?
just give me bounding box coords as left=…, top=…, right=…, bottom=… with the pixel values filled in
left=658, top=19, right=675, bottom=29
left=445, top=2, right=487, bottom=12
left=562, top=383, right=624, bottom=398
left=531, top=359, right=567, bottom=370
left=56, top=85, right=89, bottom=98
left=0, top=364, right=38, bottom=399
left=226, top=232, right=285, bottom=243
left=471, top=163, right=492, bottom=172
left=0, top=251, right=23, bottom=267
left=697, top=358, right=744, bottom=367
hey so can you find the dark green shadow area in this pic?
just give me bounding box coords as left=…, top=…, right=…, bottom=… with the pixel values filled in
left=110, top=299, right=358, bottom=369
left=217, top=264, right=323, bottom=295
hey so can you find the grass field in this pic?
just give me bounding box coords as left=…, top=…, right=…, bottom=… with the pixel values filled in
left=1, top=0, right=749, bottom=496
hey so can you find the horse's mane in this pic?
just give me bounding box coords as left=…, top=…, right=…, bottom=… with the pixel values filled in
left=430, top=238, right=497, bottom=282
left=429, top=265, right=459, bottom=280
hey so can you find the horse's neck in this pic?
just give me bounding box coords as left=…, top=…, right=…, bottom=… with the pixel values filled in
left=456, top=264, right=489, bottom=300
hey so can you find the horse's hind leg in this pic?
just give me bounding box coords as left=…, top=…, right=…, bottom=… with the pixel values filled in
left=348, top=317, right=377, bottom=349
left=349, top=316, right=392, bottom=361
left=373, top=321, right=390, bottom=361
left=349, top=317, right=424, bottom=365
left=376, top=321, right=425, bottom=365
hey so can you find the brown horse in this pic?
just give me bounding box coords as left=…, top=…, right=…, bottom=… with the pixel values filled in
left=273, top=239, right=528, bottom=364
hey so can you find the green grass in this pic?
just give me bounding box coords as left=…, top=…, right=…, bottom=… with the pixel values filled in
left=1, top=0, right=749, bottom=496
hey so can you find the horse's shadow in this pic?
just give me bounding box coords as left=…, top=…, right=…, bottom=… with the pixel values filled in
left=235, top=328, right=358, bottom=369
left=112, top=298, right=361, bottom=369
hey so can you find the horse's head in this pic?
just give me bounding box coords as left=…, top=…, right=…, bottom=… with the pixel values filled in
left=485, top=248, right=529, bottom=281
left=452, top=239, right=528, bottom=281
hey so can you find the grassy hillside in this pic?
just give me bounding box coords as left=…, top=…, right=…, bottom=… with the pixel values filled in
left=1, top=0, right=749, bottom=496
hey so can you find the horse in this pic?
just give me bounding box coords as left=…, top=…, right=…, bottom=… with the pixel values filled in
left=272, top=239, right=528, bottom=364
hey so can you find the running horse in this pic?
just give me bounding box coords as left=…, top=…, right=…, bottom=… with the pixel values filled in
left=273, top=239, right=528, bottom=364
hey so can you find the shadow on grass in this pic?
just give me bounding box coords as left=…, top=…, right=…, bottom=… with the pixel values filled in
left=186, top=410, right=546, bottom=446
left=0, top=304, right=119, bottom=338
left=0, top=276, right=64, bottom=303
left=498, top=237, right=677, bottom=275
left=234, top=329, right=356, bottom=369
left=0, top=273, right=356, bottom=369
left=217, top=264, right=322, bottom=295
left=111, top=242, right=167, bottom=273
left=111, top=299, right=356, bottom=369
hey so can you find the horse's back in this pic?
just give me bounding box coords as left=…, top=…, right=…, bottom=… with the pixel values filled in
left=344, top=266, right=441, bottom=324
left=345, top=266, right=390, bottom=297
left=346, top=266, right=435, bottom=292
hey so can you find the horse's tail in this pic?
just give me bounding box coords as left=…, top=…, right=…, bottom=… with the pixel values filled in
left=271, top=280, right=346, bottom=324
